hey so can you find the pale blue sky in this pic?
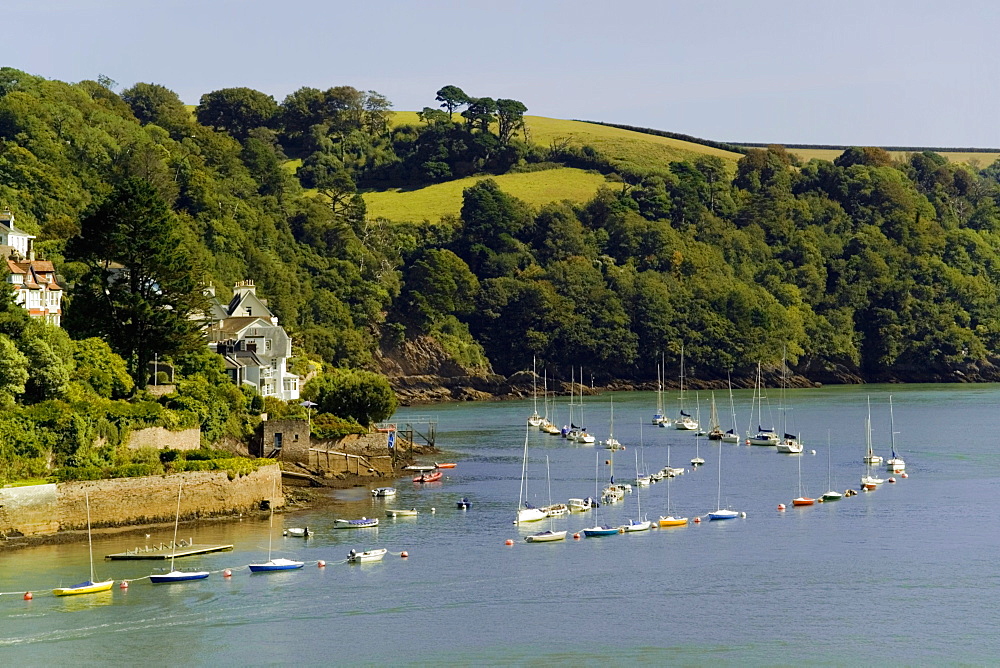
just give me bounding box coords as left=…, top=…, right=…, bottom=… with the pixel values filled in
left=8, top=0, right=1000, bottom=147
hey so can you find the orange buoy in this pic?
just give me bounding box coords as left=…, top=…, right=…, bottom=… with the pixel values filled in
left=693, top=517, right=701, bottom=523
left=777, top=504, right=786, bottom=511
left=505, top=539, right=514, bottom=546
left=605, top=460, right=611, bottom=465
left=23, top=592, right=32, bottom=600
left=888, top=477, right=896, bottom=483
left=400, top=551, right=409, bottom=558
left=621, top=446, right=626, bottom=450
left=120, top=581, right=128, bottom=589
left=318, top=560, right=326, bottom=568
left=902, top=473, right=908, bottom=478
left=223, top=569, right=232, bottom=578
left=573, top=533, right=581, bottom=540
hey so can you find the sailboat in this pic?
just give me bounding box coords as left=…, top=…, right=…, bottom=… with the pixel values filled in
left=658, top=445, right=689, bottom=527
left=721, top=371, right=741, bottom=443
left=652, top=358, right=668, bottom=426
left=860, top=400, right=885, bottom=490
left=149, top=482, right=210, bottom=583
left=635, top=421, right=652, bottom=486
left=821, top=432, right=843, bottom=502
left=528, top=356, right=543, bottom=427
left=515, top=423, right=547, bottom=524
left=775, top=350, right=803, bottom=454
left=863, top=396, right=883, bottom=465
left=707, top=392, right=724, bottom=440
left=623, top=451, right=651, bottom=531
left=791, top=442, right=815, bottom=505
left=708, top=432, right=741, bottom=520
left=52, top=491, right=114, bottom=596
left=584, top=453, right=620, bottom=537
left=602, top=396, right=622, bottom=450
left=248, top=480, right=304, bottom=572
left=690, top=395, right=705, bottom=467
left=576, top=367, right=595, bottom=444
left=600, top=445, right=626, bottom=505
left=885, top=395, right=906, bottom=473
left=525, top=456, right=567, bottom=542
left=747, top=361, right=778, bottom=445
left=539, top=370, right=561, bottom=434
left=674, top=345, right=699, bottom=430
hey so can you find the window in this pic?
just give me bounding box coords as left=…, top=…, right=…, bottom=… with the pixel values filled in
left=245, top=306, right=252, bottom=316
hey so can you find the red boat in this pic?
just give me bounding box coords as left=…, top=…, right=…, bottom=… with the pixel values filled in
left=435, top=462, right=456, bottom=469
left=413, top=470, right=443, bottom=483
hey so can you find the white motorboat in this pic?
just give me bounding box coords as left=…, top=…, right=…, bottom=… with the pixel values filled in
left=386, top=508, right=419, bottom=517
left=371, top=487, right=397, bottom=497
left=348, top=548, right=387, bottom=563
left=334, top=517, right=379, bottom=529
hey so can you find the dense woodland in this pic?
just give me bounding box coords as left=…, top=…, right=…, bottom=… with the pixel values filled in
left=2, top=68, right=1000, bottom=479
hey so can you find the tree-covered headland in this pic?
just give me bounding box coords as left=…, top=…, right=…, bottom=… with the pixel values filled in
left=1, top=70, right=999, bottom=482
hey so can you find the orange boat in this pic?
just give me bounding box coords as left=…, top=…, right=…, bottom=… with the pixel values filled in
left=435, top=462, right=456, bottom=469
left=413, top=470, right=443, bottom=483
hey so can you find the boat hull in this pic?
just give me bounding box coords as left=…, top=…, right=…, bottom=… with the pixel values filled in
left=708, top=509, right=740, bottom=520
left=52, top=580, right=114, bottom=596
left=334, top=518, right=379, bottom=529
left=792, top=497, right=815, bottom=506
left=582, top=527, right=620, bottom=537
left=623, top=520, right=651, bottom=532
left=821, top=492, right=844, bottom=502
left=150, top=570, right=210, bottom=584
left=248, top=560, right=304, bottom=572
left=348, top=548, right=387, bottom=563
left=525, top=530, right=567, bottom=543
left=658, top=516, right=688, bottom=527
left=386, top=508, right=419, bottom=517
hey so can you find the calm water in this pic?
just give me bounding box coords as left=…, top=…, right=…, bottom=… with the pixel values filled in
left=3, top=384, right=1000, bottom=665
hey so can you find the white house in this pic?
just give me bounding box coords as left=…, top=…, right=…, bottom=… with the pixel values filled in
left=0, top=207, right=62, bottom=326
left=206, top=280, right=300, bottom=401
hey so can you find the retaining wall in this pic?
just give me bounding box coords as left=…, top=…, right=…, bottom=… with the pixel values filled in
left=127, top=426, right=201, bottom=451
left=0, top=464, right=281, bottom=537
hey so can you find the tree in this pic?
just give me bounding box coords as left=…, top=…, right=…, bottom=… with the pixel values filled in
left=196, top=87, right=278, bottom=141
left=71, top=337, right=133, bottom=399
left=121, top=82, right=194, bottom=137
left=495, top=98, right=527, bottom=145
left=462, top=97, right=497, bottom=133
left=305, top=370, right=397, bottom=426
left=65, top=178, right=209, bottom=387
left=0, top=335, right=28, bottom=406
left=435, top=85, right=469, bottom=120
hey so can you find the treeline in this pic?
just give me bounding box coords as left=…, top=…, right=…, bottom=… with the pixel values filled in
left=4, top=67, right=1000, bottom=485
left=577, top=120, right=749, bottom=155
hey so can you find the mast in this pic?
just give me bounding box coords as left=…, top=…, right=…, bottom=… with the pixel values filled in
left=518, top=423, right=529, bottom=513
left=170, top=482, right=183, bottom=571
left=889, top=395, right=897, bottom=459
left=86, top=491, right=95, bottom=583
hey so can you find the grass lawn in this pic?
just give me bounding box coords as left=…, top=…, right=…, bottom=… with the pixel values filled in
left=363, top=167, right=610, bottom=223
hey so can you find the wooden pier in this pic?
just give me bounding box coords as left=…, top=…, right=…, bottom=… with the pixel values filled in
left=105, top=541, right=234, bottom=560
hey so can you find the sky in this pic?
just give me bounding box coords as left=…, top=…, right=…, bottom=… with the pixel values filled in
left=7, top=0, right=1000, bottom=148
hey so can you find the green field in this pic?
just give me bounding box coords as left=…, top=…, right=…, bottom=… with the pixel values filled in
left=363, top=167, right=609, bottom=223
left=748, top=146, right=1000, bottom=167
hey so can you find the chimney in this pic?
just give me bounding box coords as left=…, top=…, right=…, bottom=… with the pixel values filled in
left=233, top=279, right=256, bottom=299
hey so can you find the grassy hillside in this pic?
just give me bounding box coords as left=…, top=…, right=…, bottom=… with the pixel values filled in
left=749, top=146, right=1000, bottom=166
left=363, top=167, right=609, bottom=223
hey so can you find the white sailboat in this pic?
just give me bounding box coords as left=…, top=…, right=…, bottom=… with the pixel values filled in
left=885, top=395, right=906, bottom=472
left=721, top=371, right=741, bottom=443
left=602, top=396, right=622, bottom=450
left=149, top=482, right=210, bottom=583
left=525, top=456, right=567, bottom=542
left=776, top=351, right=803, bottom=453
left=623, top=450, right=651, bottom=531
left=528, top=356, right=543, bottom=427
left=515, top=423, right=547, bottom=524
left=674, top=345, right=699, bottom=430
left=539, top=370, right=560, bottom=434
left=860, top=400, right=884, bottom=490
left=584, top=453, right=620, bottom=537
left=863, top=396, right=883, bottom=465
left=821, top=432, right=843, bottom=502
left=652, top=357, right=668, bottom=426
left=52, top=491, right=114, bottom=596
left=747, top=361, right=778, bottom=445
left=249, top=479, right=304, bottom=572
left=707, top=392, right=724, bottom=440
left=708, top=430, right=741, bottom=520
left=690, top=394, right=705, bottom=467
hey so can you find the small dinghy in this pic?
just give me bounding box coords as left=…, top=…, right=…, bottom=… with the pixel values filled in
left=334, top=517, right=379, bottom=529
left=282, top=527, right=313, bottom=537
left=385, top=508, right=419, bottom=517
left=348, top=548, right=387, bottom=563
left=456, top=498, right=472, bottom=509
left=371, top=487, right=397, bottom=497
left=413, top=470, right=443, bottom=483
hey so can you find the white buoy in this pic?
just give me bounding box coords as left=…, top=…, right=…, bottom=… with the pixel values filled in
left=811, top=450, right=816, bottom=455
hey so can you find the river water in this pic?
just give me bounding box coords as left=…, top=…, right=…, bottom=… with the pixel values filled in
left=2, top=383, right=999, bottom=665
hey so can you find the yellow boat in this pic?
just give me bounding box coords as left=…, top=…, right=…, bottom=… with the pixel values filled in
left=53, top=491, right=114, bottom=596
left=658, top=516, right=689, bottom=528
left=53, top=579, right=115, bottom=596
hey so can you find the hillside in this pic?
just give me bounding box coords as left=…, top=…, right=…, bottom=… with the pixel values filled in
left=369, top=113, right=743, bottom=222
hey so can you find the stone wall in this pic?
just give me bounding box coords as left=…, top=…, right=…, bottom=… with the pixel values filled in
left=309, top=432, right=396, bottom=478
left=127, top=426, right=201, bottom=451
left=0, top=464, right=281, bottom=537
left=259, top=419, right=310, bottom=462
